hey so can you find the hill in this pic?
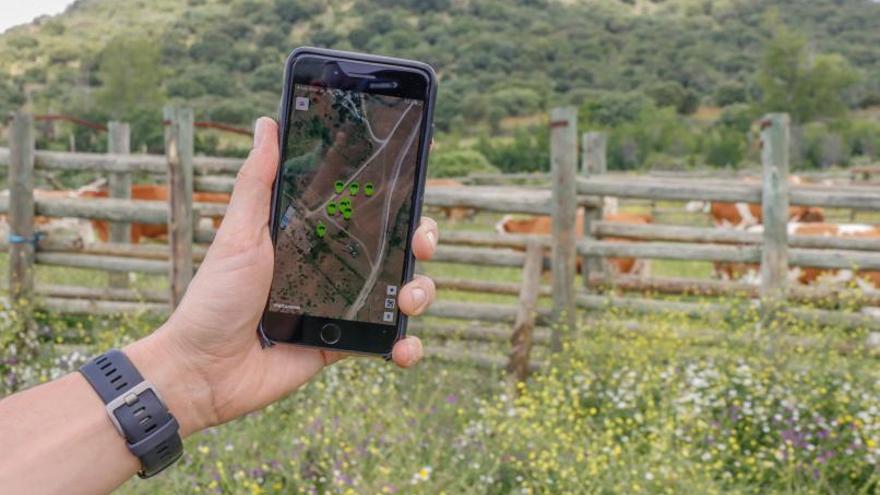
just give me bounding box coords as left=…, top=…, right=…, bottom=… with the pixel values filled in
left=1, top=0, right=879, bottom=165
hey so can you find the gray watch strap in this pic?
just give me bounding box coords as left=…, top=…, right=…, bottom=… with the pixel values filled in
left=80, top=349, right=183, bottom=478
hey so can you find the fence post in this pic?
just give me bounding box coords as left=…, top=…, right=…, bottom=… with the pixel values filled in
left=8, top=112, right=36, bottom=303
left=550, top=107, right=578, bottom=351
left=107, top=121, right=131, bottom=288
left=581, top=131, right=606, bottom=291
left=164, top=106, right=195, bottom=309
left=759, top=113, right=790, bottom=300
left=507, top=240, right=543, bottom=383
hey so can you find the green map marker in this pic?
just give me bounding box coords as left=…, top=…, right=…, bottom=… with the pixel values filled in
left=349, top=182, right=360, bottom=196
left=315, top=221, right=327, bottom=238
left=326, top=202, right=337, bottom=216
left=334, top=180, right=344, bottom=194
left=364, top=182, right=375, bottom=197
left=341, top=207, right=352, bottom=220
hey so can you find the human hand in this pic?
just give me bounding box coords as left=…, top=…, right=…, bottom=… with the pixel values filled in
left=126, top=117, right=438, bottom=436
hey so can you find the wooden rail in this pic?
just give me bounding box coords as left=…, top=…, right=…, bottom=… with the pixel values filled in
left=591, top=222, right=880, bottom=252
left=576, top=176, right=880, bottom=210
left=0, top=195, right=226, bottom=223
left=578, top=240, right=880, bottom=271
left=0, top=147, right=243, bottom=175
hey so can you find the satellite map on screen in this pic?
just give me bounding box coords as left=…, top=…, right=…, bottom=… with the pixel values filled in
left=268, top=84, right=424, bottom=325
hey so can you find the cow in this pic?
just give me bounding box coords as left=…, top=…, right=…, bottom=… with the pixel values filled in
left=698, top=202, right=825, bottom=280
left=685, top=175, right=826, bottom=229
left=721, top=223, right=880, bottom=289
left=686, top=200, right=825, bottom=230
left=79, top=184, right=230, bottom=243
left=495, top=208, right=653, bottom=276
left=0, top=183, right=101, bottom=242
left=424, top=178, right=476, bottom=222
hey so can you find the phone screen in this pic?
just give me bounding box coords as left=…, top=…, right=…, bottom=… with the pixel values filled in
left=268, top=83, right=425, bottom=326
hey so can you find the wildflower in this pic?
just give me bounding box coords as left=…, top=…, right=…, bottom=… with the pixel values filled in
left=411, top=466, right=432, bottom=484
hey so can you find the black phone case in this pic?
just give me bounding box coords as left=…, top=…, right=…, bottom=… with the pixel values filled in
left=259, top=47, right=437, bottom=359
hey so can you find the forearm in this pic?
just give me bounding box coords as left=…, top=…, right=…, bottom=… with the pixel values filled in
left=0, top=328, right=209, bottom=495
left=0, top=372, right=138, bottom=494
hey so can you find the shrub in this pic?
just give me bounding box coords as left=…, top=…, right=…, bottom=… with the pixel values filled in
left=475, top=127, right=550, bottom=173
left=428, top=149, right=498, bottom=178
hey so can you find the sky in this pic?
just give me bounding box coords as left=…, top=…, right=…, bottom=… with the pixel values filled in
left=1, top=0, right=75, bottom=34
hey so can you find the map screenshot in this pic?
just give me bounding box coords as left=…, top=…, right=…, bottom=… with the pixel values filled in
left=268, top=84, right=424, bottom=325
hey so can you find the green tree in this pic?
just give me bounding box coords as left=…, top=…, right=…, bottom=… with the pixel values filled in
left=95, top=36, right=164, bottom=120
left=646, top=81, right=699, bottom=115
left=757, top=22, right=859, bottom=122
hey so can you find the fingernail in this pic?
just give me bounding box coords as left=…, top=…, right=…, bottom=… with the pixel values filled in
left=252, top=118, right=267, bottom=148
left=411, top=287, right=427, bottom=309
left=425, top=230, right=437, bottom=248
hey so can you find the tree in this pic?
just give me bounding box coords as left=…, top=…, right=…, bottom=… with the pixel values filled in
left=645, top=81, right=700, bottom=115
left=95, top=36, right=164, bottom=120
left=757, top=21, right=859, bottom=122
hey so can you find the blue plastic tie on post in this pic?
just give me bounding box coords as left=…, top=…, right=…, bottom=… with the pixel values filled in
left=7, top=231, right=44, bottom=247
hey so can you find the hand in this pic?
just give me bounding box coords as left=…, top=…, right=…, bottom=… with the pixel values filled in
left=126, top=117, right=438, bottom=436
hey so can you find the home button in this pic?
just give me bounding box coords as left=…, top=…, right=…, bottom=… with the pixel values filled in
left=319, top=323, right=341, bottom=345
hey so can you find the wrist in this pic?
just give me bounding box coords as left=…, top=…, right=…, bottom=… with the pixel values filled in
left=124, top=327, right=215, bottom=438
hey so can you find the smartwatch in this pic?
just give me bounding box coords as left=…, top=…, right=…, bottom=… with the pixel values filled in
left=79, top=349, right=184, bottom=478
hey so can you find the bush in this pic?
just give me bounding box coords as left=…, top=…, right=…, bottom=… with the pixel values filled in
left=475, top=127, right=550, bottom=173
left=802, top=122, right=846, bottom=169
left=428, top=149, right=498, bottom=178
left=273, top=0, right=325, bottom=23
left=703, top=129, right=746, bottom=168
left=581, top=91, right=654, bottom=127
left=488, top=87, right=543, bottom=118
left=646, top=80, right=699, bottom=115
left=714, top=81, right=748, bottom=106
left=208, top=99, right=257, bottom=125
left=717, top=103, right=756, bottom=134
left=248, top=64, right=282, bottom=93
left=607, top=105, right=696, bottom=170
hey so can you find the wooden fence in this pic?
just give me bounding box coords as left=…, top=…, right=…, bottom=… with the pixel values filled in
left=2, top=107, right=880, bottom=376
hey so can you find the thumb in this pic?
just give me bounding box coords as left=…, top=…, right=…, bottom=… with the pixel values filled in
left=216, top=117, right=279, bottom=240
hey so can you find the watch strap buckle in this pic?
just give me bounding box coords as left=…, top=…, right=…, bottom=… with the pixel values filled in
left=104, top=380, right=161, bottom=437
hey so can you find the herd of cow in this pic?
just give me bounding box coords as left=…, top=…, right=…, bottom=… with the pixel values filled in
left=490, top=176, right=880, bottom=291
left=2, top=175, right=878, bottom=291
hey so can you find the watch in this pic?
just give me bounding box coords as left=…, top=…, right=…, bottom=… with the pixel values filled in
left=79, top=349, right=184, bottom=478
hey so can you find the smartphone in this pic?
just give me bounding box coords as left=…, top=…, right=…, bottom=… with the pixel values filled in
left=259, top=47, right=437, bottom=357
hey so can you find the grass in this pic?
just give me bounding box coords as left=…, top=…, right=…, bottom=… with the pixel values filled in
left=1, top=210, right=879, bottom=493
left=6, top=305, right=878, bottom=494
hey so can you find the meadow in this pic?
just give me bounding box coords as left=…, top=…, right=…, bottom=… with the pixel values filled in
left=2, top=210, right=880, bottom=494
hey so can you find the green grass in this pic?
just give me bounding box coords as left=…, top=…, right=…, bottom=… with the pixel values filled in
left=4, top=307, right=870, bottom=495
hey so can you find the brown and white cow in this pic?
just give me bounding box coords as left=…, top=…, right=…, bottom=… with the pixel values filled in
left=686, top=200, right=825, bottom=230
left=495, top=208, right=653, bottom=276
left=0, top=182, right=102, bottom=242
left=685, top=175, right=826, bottom=229
left=724, top=223, right=880, bottom=289
left=78, top=184, right=230, bottom=243
left=424, top=178, right=475, bottom=222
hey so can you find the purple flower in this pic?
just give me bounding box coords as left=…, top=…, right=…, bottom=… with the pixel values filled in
left=446, top=394, right=459, bottom=405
